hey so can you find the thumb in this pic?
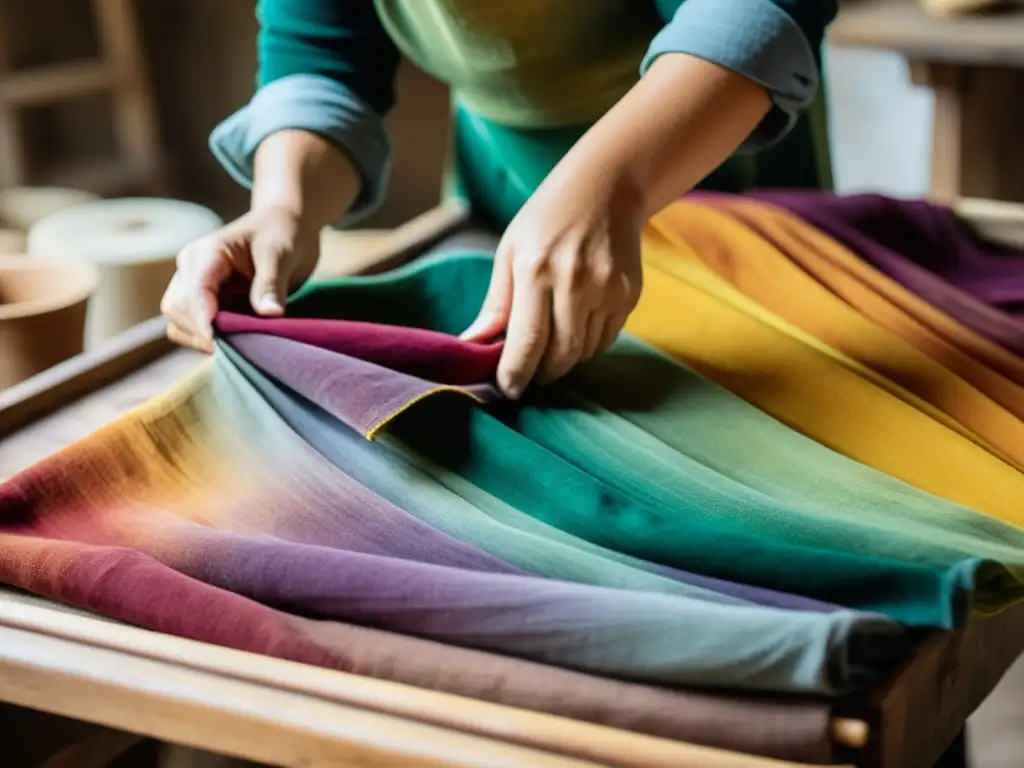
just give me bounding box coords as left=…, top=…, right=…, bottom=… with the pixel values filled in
left=460, top=247, right=514, bottom=342
left=249, top=238, right=290, bottom=317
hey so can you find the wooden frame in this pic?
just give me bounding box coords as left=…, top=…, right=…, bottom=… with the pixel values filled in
left=1, top=199, right=1023, bottom=767
left=829, top=0, right=1024, bottom=204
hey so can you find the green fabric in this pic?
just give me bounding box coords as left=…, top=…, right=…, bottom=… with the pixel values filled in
left=447, top=102, right=829, bottom=231
left=290, top=252, right=1024, bottom=629
left=375, top=0, right=663, bottom=128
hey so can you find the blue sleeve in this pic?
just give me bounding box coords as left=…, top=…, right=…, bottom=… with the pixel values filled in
left=643, top=0, right=837, bottom=152
left=209, top=0, right=401, bottom=227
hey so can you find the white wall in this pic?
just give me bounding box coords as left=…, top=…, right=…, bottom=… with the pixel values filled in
left=825, top=45, right=934, bottom=198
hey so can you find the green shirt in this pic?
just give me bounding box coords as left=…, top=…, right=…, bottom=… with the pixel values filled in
left=210, top=0, right=836, bottom=225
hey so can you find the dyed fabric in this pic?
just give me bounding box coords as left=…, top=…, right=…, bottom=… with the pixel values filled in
left=255, top=253, right=1024, bottom=625
left=629, top=213, right=1024, bottom=526
left=0, top=274, right=910, bottom=697
left=754, top=191, right=1024, bottom=356
left=651, top=198, right=1024, bottom=474
left=4, top=193, right=1024, bottom=764
left=702, top=194, right=1024, bottom=392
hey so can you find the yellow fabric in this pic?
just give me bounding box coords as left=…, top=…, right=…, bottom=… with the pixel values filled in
left=628, top=207, right=1024, bottom=526
left=648, top=201, right=1024, bottom=474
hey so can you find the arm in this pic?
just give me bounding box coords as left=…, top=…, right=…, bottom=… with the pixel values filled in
left=163, top=1, right=402, bottom=353
left=210, top=0, right=402, bottom=228
left=545, top=0, right=837, bottom=217
left=462, top=0, right=837, bottom=397
left=649, top=0, right=838, bottom=155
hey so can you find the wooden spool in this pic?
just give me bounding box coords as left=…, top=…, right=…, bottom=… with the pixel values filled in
left=0, top=186, right=98, bottom=233
left=27, top=198, right=222, bottom=350
left=0, top=229, right=26, bottom=255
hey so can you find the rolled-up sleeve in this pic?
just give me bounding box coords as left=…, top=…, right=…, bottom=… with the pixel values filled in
left=643, top=0, right=837, bottom=152
left=209, top=0, right=401, bottom=227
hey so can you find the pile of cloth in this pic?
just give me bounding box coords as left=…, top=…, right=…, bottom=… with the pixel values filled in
left=2, top=192, right=1023, bottom=764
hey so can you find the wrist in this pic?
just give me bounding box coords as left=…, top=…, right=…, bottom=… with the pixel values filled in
left=251, top=129, right=360, bottom=230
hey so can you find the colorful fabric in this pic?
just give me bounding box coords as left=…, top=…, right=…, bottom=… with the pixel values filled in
left=629, top=207, right=1024, bottom=526
left=3, top=193, right=1024, bottom=763
left=753, top=191, right=1024, bottom=356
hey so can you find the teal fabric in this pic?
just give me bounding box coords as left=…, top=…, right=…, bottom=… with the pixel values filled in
left=287, top=251, right=1024, bottom=629
left=218, top=342, right=902, bottom=696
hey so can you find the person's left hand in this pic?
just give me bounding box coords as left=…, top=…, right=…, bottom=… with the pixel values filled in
left=459, top=176, right=645, bottom=399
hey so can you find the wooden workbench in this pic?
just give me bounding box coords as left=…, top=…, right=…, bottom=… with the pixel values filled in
left=830, top=0, right=1024, bottom=203
left=1, top=202, right=1024, bottom=768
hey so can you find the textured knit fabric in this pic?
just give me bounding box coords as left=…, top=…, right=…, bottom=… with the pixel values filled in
left=211, top=0, right=834, bottom=225
left=755, top=191, right=1024, bottom=356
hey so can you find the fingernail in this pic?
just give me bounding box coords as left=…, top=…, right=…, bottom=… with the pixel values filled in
left=258, top=294, right=283, bottom=314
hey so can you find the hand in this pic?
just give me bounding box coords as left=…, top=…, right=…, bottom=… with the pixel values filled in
left=160, top=205, right=320, bottom=352
left=460, top=180, right=644, bottom=399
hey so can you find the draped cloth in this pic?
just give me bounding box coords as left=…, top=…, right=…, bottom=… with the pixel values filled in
left=2, top=194, right=1023, bottom=765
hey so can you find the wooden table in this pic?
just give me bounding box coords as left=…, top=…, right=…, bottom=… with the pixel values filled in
left=830, top=0, right=1024, bottom=203
left=1, top=202, right=1024, bottom=768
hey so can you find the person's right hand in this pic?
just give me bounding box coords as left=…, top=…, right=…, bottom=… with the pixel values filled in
left=160, top=204, right=321, bottom=352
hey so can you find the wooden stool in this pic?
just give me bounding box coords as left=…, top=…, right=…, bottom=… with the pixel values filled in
left=829, top=0, right=1024, bottom=205
left=0, top=0, right=167, bottom=196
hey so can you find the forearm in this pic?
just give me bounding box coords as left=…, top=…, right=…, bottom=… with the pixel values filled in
left=251, top=129, right=360, bottom=229
left=549, top=54, right=771, bottom=218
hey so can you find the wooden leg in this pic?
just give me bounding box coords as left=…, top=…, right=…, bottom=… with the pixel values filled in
left=908, top=60, right=1024, bottom=204
left=934, top=729, right=969, bottom=768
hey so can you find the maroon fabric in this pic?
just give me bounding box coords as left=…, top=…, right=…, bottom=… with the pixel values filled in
left=216, top=313, right=503, bottom=386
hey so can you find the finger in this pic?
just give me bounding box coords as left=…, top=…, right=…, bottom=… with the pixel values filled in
left=460, top=245, right=514, bottom=342
left=249, top=237, right=289, bottom=316
left=597, top=310, right=629, bottom=356
left=497, top=275, right=551, bottom=399
left=581, top=310, right=607, bottom=361
left=537, top=286, right=591, bottom=385
left=160, top=271, right=208, bottom=345
left=177, top=240, right=234, bottom=342
left=166, top=320, right=213, bottom=354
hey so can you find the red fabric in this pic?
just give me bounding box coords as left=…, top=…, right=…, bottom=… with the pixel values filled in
left=215, top=313, right=503, bottom=386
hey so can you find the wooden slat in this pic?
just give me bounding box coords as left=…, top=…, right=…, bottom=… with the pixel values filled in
left=830, top=0, right=1024, bottom=66
left=0, top=61, right=117, bottom=107
left=0, top=623, right=602, bottom=768
left=92, top=0, right=169, bottom=195
left=0, top=596, right=842, bottom=768
left=0, top=316, right=172, bottom=441
left=857, top=603, right=1024, bottom=768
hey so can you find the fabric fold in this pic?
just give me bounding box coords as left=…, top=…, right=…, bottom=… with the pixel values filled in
left=4, top=192, right=1024, bottom=766
left=753, top=191, right=1024, bottom=356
